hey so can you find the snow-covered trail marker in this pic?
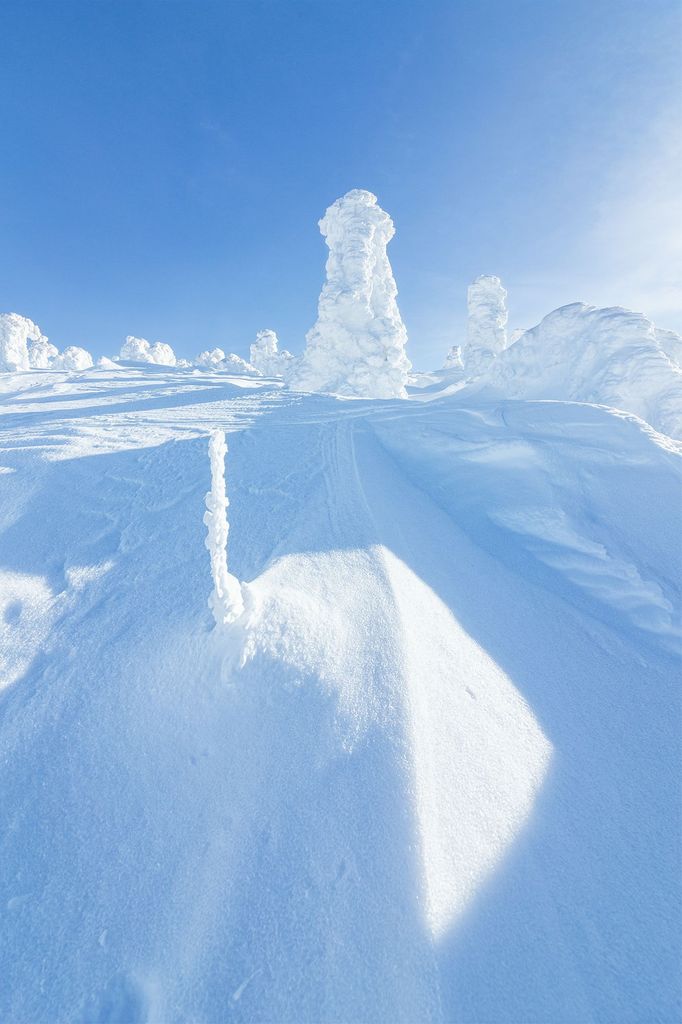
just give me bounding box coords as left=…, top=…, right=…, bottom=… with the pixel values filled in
left=204, top=430, right=244, bottom=626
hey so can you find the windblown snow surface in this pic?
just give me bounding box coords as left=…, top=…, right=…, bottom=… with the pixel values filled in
left=0, top=364, right=680, bottom=1023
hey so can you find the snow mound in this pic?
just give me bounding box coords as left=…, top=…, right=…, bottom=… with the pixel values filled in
left=51, top=346, right=94, bottom=371
left=464, top=274, right=508, bottom=374
left=120, top=335, right=177, bottom=366
left=288, top=189, right=411, bottom=398
left=477, top=303, right=682, bottom=438
left=0, top=313, right=44, bottom=371
left=249, top=330, right=293, bottom=377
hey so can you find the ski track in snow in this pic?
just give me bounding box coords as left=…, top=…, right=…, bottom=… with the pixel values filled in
left=0, top=367, right=680, bottom=1023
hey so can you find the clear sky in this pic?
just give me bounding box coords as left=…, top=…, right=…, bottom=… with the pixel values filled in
left=1, top=0, right=680, bottom=367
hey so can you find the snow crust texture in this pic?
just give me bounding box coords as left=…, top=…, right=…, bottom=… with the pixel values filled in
left=289, top=189, right=411, bottom=398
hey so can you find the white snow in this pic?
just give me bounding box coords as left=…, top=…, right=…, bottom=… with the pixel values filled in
left=0, top=364, right=678, bottom=1023
left=195, top=347, right=227, bottom=369
left=119, top=335, right=177, bottom=366
left=463, top=274, right=508, bottom=374
left=474, top=302, right=682, bottom=439
left=442, top=344, right=464, bottom=372
left=0, top=313, right=44, bottom=371
left=288, top=189, right=412, bottom=398
left=203, top=430, right=244, bottom=625
left=27, top=336, right=59, bottom=369
left=249, top=329, right=293, bottom=377
left=51, top=345, right=94, bottom=371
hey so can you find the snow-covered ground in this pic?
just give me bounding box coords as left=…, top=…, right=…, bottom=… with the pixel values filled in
left=0, top=364, right=680, bottom=1023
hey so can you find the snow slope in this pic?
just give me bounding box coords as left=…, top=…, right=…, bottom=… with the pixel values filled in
left=0, top=365, right=679, bottom=1023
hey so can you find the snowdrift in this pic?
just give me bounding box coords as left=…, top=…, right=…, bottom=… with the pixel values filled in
left=0, top=367, right=679, bottom=1023
left=467, top=302, right=682, bottom=439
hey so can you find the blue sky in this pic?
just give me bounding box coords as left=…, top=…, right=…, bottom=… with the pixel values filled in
left=1, top=0, right=680, bottom=367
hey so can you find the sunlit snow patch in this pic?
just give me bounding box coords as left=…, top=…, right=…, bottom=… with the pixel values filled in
left=381, top=548, right=552, bottom=938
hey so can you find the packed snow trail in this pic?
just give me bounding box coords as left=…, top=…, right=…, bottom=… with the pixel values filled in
left=0, top=367, right=679, bottom=1023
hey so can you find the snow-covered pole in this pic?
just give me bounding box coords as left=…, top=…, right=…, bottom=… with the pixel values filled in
left=204, top=430, right=244, bottom=626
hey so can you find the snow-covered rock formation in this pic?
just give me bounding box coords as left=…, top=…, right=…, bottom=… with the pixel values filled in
left=249, top=330, right=293, bottom=377
left=0, top=313, right=45, bottom=371
left=477, top=303, right=682, bottom=439
left=51, top=346, right=94, bottom=371
left=288, top=189, right=411, bottom=398
left=463, top=275, right=508, bottom=375
left=119, top=335, right=177, bottom=366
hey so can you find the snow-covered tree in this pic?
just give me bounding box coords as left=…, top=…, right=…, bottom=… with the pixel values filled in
left=194, top=348, right=259, bottom=374
left=249, top=330, right=293, bottom=377
left=464, top=275, right=508, bottom=374
left=52, top=346, right=94, bottom=371
left=28, top=336, right=59, bottom=368
left=119, top=335, right=176, bottom=366
left=204, top=430, right=243, bottom=626
left=195, top=348, right=227, bottom=369
left=288, top=189, right=411, bottom=398
left=442, top=345, right=464, bottom=372
left=0, top=313, right=44, bottom=372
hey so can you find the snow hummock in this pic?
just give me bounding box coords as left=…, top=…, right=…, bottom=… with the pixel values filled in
left=51, top=346, right=94, bottom=371
left=0, top=313, right=44, bottom=371
left=249, top=330, right=293, bottom=377
left=464, top=274, right=508, bottom=374
left=476, top=302, right=682, bottom=439
left=288, top=189, right=411, bottom=398
left=204, top=430, right=244, bottom=625
left=119, top=335, right=177, bottom=366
